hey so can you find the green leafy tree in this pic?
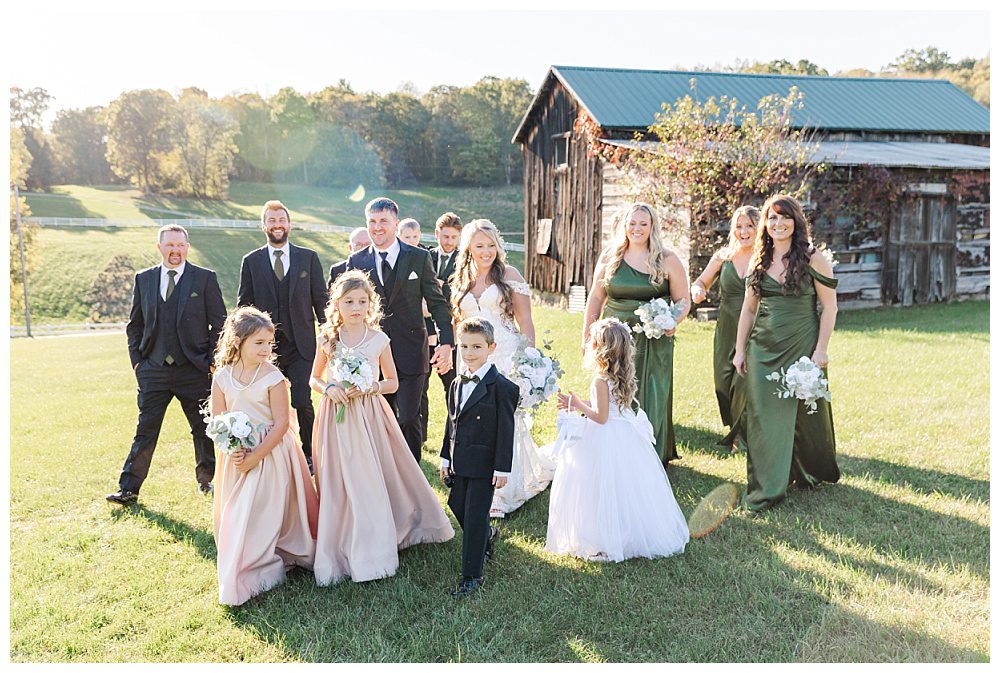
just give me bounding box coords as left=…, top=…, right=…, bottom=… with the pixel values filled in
left=50, top=107, right=116, bottom=184
left=167, top=88, right=240, bottom=198
left=9, top=86, right=53, bottom=129
left=10, top=125, right=37, bottom=322
left=741, top=59, right=829, bottom=76
left=104, top=89, right=177, bottom=194
left=364, top=92, right=432, bottom=186
left=887, top=46, right=953, bottom=73
left=10, top=87, right=56, bottom=190
left=269, top=87, right=317, bottom=183
left=222, top=92, right=277, bottom=181
left=85, top=254, right=137, bottom=322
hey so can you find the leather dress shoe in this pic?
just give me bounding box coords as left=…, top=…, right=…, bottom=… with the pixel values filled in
left=106, top=489, right=138, bottom=505
left=450, top=576, right=485, bottom=598
left=198, top=482, right=214, bottom=496
left=485, top=526, right=500, bottom=562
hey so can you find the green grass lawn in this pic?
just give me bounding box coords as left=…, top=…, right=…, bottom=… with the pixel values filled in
left=9, top=300, right=989, bottom=662
left=25, top=182, right=526, bottom=238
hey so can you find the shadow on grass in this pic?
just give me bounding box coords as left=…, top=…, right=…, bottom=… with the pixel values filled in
left=839, top=454, right=989, bottom=504
left=110, top=503, right=218, bottom=562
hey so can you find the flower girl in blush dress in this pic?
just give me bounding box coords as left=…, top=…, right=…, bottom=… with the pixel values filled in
left=309, top=270, right=453, bottom=586
left=545, top=318, right=688, bottom=563
left=211, top=307, right=319, bottom=606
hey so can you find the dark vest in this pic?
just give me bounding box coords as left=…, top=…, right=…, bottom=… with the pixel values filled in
left=150, top=286, right=189, bottom=366
left=270, top=267, right=294, bottom=349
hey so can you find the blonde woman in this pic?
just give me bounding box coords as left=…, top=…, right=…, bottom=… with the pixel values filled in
left=450, top=219, right=554, bottom=518
left=582, top=202, right=691, bottom=464
left=690, top=205, right=759, bottom=452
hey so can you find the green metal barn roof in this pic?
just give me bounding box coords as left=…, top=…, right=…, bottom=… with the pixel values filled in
left=513, top=65, right=990, bottom=142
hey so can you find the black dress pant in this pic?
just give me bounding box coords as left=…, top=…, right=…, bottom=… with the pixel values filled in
left=119, top=360, right=214, bottom=493
left=275, top=335, right=315, bottom=461
left=420, top=345, right=457, bottom=443
left=384, top=372, right=427, bottom=463
left=448, top=475, right=495, bottom=579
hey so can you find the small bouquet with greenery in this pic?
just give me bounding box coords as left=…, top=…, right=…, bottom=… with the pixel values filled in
left=766, top=356, right=831, bottom=414
left=203, top=410, right=266, bottom=455
left=508, top=335, right=563, bottom=413
left=329, top=349, right=375, bottom=423
left=632, top=297, right=688, bottom=339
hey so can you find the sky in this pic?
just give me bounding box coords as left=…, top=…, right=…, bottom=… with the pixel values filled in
left=3, top=3, right=993, bottom=127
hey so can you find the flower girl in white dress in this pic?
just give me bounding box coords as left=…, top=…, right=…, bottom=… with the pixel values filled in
left=450, top=219, right=555, bottom=518
left=545, top=317, right=689, bottom=562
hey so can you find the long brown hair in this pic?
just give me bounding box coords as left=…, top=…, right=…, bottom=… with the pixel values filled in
left=214, top=306, right=276, bottom=369
left=585, top=318, right=638, bottom=411
left=749, top=194, right=814, bottom=295
left=450, top=219, right=515, bottom=323
left=319, top=269, right=384, bottom=352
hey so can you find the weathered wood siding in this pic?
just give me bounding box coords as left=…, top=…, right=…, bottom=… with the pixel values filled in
left=521, top=81, right=603, bottom=296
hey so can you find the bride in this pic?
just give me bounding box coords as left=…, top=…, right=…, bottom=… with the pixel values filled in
left=450, top=219, right=555, bottom=518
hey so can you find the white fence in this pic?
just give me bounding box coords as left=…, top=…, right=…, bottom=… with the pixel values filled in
left=10, top=322, right=127, bottom=338
left=28, top=217, right=526, bottom=251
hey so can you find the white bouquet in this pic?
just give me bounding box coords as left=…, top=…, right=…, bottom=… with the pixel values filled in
left=508, top=335, right=564, bottom=413
left=765, top=356, right=832, bottom=414
left=330, top=349, right=375, bottom=423
left=632, top=297, right=688, bottom=339
left=203, top=410, right=266, bottom=455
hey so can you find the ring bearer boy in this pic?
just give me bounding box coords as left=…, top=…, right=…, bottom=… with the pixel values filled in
left=439, top=317, right=518, bottom=598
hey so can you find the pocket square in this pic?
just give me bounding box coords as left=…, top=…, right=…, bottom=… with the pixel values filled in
left=190, top=292, right=198, bottom=297
left=299, top=270, right=308, bottom=278
left=408, top=271, right=419, bottom=280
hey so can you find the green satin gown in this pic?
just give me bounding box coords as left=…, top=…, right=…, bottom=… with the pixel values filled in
left=602, top=262, right=678, bottom=462
left=743, top=266, right=840, bottom=511
left=714, top=260, right=746, bottom=449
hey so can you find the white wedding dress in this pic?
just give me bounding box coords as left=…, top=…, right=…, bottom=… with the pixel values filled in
left=458, top=281, right=556, bottom=517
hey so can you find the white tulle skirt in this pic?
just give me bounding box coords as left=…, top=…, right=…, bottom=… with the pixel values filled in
left=544, top=408, right=689, bottom=562
left=490, top=411, right=556, bottom=517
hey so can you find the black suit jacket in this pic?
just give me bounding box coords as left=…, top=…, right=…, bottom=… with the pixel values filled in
left=346, top=240, right=454, bottom=376
left=439, top=365, right=518, bottom=478
left=327, top=259, right=349, bottom=291
left=126, top=263, right=227, bottom=373
left=237, top=243, right=328, bottom=360
left=428, top=246, right=458, bottom=303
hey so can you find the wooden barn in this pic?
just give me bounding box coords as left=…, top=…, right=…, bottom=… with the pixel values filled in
left=512, top=66, right=990, bottom=308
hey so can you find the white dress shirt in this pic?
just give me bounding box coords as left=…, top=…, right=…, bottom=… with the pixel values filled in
left=267, top=243, right=291, bottom=273
left=436, top=249, right=453, bottom=276
left=159, top=261, right=186, bottom=301
left=372, top=238, right=400, bottom=286
left=440, top=362, right=509, bottom=478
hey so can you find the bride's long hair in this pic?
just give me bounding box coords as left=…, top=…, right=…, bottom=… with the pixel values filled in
left=450, top=219, right=515, bottom=323
left=601, top=202, right=671, bottom=287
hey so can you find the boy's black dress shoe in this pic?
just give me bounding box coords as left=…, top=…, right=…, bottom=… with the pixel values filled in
left=198, top=482, right=214, bottom=496
left=450, top=576, right=485, bottom=598
left=106, top=489, right=138, bottom=505
left=485, top=526, right=500, bottom=561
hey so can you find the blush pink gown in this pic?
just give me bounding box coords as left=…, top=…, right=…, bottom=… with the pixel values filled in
left=212, top=366, right=319, bottom=606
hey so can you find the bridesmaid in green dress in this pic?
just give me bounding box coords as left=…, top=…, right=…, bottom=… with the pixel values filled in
left=583, top=202, right=690, bottom=463
left=733, top=195, right=839, bottom=511
left=691, top=205, right=759, bottom=453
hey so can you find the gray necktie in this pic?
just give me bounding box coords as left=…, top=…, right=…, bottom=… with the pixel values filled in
left=274, top=250, right=285, bottom=281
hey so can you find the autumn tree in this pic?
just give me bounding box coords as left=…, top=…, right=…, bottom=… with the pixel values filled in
left=50, top=107, right=116, bottom=184
left=10, top=125, right=38, bottom=321
left=104, top=89, right=177, bottom=193
left=167, top=88, right=239, bottom=198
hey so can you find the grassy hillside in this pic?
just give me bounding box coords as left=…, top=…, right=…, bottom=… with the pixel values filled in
left=25, top=182, right=526, bottom=239
left=9, top=301, right=990, bottom=662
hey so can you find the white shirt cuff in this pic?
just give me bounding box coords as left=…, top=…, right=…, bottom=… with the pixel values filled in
left=493, top=471, right=510, bottom=478
left=440, top=458, right=450, bottom=469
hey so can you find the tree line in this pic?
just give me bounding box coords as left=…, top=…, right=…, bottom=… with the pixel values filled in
left=10, top=76, right=534, bottom=198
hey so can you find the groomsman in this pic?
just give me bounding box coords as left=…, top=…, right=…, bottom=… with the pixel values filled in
left=108, top=225, right=226, bottom=505
left=421, top=212, right=462, bottom=442
left=346, top=197, right=454, bottom=463
left=237, top=200, right=328, bottom=465
left=328, top=227, right=372, bottom=291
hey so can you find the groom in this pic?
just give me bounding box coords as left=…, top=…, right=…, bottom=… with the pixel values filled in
left=347, top=197, right=454, bottom=464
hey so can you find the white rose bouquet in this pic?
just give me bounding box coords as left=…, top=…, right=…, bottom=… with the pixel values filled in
left=508, top=335, right=564, bottom=413
left=765, top=356, right=832, bottom=414
left=632, top=297, right=688, bottom=339
left=329, top=349, right=375, bottom=423
left=203, top=410, right=266, bottom=455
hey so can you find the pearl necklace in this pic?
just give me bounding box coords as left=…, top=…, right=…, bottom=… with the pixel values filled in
left=340, top=325, right=369, bottom=349
left=231, top=362, right=263, bottom=390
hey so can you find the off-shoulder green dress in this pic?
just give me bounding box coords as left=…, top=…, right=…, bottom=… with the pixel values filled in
left=743, top=266, right=840, bottom=510
left=714, top=260, right=747, bottom=449
left=602, top=262, right=678, bottom=462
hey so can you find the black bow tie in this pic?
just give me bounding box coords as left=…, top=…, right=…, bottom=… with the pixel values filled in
left=460, top=374, right=481, bottom=385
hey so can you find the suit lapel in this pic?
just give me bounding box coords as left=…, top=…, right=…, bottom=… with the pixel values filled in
left=458, top=365, right=496, bottom=419
left=146, top=267, right=160, bottom=326
left=387, top=244, right=410, bottom=305
left=287, top=243, right=299, bottom=298
left=173, top=265, right=195, bottom=326
left=255, top=247, right=278, bottom=306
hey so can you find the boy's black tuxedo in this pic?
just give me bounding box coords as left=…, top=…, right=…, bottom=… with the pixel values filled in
left=440, top=364, right=518, bottom=579
left=347, top=239, right=454, bottom=462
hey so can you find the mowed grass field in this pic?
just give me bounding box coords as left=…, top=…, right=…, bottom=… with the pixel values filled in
left=9, top=300, right=989, bottom=662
